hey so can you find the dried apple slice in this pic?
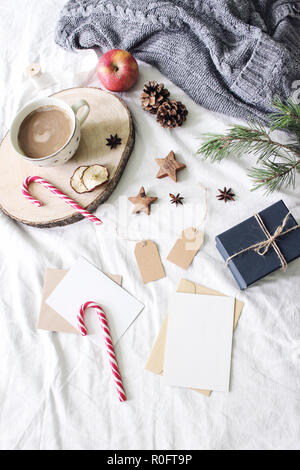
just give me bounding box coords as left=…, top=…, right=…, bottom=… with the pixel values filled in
left=70, top=166, right=88, bottom=193
left=82, top=164, right=109, bottom=191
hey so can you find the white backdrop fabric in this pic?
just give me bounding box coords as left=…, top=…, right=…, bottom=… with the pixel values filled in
left=0, top=0, right=299, bottom=450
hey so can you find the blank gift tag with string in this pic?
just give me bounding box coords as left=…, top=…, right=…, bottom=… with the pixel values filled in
left=167, top=183, right=207, bottom=270
left=134, top=240, right=166, bottom=284
left=167, top=227, right=204, bottom=269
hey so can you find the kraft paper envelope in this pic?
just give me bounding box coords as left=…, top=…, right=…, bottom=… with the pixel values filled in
left=145, top=279, right=244, bottom=397
left=37, top=269, right=122, bottom=334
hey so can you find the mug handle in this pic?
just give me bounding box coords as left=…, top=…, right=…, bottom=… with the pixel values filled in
left=71, top=99, right=90, bottom=126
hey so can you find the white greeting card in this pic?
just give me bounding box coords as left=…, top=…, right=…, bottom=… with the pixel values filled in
left=46, top=257, right=144, bottom=345
left=163, top=293, right=235, bottom=392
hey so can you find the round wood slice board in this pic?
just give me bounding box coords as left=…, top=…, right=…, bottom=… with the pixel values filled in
left=0, top=87, right=134, bottom=227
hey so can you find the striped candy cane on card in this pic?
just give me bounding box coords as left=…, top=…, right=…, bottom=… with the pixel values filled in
left=21, top=176, right=102, bottom=225
left=78, top=301, right=127, bottom=403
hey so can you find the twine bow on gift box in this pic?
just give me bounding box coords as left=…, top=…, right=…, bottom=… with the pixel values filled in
left=226, top=212, right=300, bottom=270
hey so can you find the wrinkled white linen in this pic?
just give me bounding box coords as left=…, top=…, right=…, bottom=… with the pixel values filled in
left=0, top=0, right=299, bottom=451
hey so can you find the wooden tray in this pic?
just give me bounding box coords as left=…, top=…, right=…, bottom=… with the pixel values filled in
left=0, top=87, right=134, bottom=227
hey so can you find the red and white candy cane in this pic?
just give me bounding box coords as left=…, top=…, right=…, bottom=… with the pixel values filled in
left=21, top=176, right=102, bottom=226
left=78, top=301, right=127, bottom=403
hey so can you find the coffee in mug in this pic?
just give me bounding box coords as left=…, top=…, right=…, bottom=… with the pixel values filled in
left=18, top=105, right=73, bottom=158
left=10, top=97, right=90, bottom=167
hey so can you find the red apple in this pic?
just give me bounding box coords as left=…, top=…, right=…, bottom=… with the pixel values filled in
left=97, top=49, right=139, bottom=92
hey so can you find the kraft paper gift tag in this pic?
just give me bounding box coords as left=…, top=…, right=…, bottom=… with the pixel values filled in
left=167, top=227, right=204, bottom=270
left=134, top=240, right=165, bottom=284
left=145, top=278, right=244, bottom=397
left=38, top=269, right=122, bottom=334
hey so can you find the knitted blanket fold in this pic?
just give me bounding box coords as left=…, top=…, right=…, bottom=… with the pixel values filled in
left=55, top=0, right=300, bottom=123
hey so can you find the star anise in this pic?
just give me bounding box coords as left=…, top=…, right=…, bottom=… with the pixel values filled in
left=169, top=193, right=184, bottom=206
left=106, top=134, right=122, bottom=149
left=217, top=187, right=235, bottom=202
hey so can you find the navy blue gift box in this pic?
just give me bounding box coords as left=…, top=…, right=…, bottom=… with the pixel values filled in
left=216, top=200, right=300, bottom=289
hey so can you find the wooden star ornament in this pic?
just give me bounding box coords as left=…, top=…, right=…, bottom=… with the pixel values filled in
left=155, top=151, right=186, bottom=182
left=128, top=186, right=157, bottom=215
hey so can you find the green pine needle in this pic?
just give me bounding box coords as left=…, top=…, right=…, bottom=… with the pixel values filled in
left=248, top=159, right=300, bottom=194
left=271, top=96, right=300, bottom=137
left=196, top=97, right=300, bottom=193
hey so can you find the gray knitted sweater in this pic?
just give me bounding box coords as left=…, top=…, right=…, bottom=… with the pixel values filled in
left=56, top=0, right=300, bottom=123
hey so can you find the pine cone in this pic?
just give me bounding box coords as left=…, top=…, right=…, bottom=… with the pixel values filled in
left=156, top=99, right=188, bottom=128
left=140, top=81, right=170, bottom=114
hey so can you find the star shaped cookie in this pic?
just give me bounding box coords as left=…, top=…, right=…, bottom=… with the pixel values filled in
left=128, top=186, right=157, bottom=215
left=155, top=151, right=186, bottom=182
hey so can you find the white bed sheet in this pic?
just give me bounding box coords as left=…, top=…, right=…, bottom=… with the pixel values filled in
left=0, top=0, right=300, bottom=450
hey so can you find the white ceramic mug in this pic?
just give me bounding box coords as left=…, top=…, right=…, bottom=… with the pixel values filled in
left=10, top=97, right=90, bottom=167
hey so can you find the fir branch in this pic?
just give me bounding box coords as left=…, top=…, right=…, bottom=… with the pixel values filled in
left=196, top=97, right=300, bottom=193
left=270, top=97, right=300, bottom=137
left=248, top=159, right=300, bottom=194
left=196, top=124, right=299, bottom=162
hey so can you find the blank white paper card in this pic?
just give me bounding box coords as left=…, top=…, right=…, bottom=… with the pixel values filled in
left=163, top=293, right=235, bottom=392
left=46, top=257, right=144, bottom=345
